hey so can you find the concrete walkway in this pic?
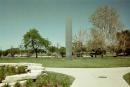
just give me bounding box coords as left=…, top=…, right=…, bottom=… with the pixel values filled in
left=47, top=67, right=130, bottom=87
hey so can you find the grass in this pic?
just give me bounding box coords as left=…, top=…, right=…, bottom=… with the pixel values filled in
left=0, top=56, right=130, bottom=68
left=0, top=65, right=27, bottom=82
left=124, top=73, right=130, bottom=86
left=16, top=72, right=74, bottom=87
left=1, top=72, right=74, bottom=87
left=28, top=71, right=75, bottom=87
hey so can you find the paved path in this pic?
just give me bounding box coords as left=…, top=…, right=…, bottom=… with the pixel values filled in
left=47, top=67, right=130, bottom=87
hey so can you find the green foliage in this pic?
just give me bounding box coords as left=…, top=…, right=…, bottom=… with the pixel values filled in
left=48, top=46, right=57, bottom=53
left=25, top=79, right=34, bottom=87
left=0, top=66, right=5, bottom=82
left=0, top=65, right=26, bottom=82
left=0, top=57, right=130, bottom=68
left=59, top=47, right=66, bottom=57
left=6, top=48, right=20, bottom=57
left=23, top=28, right=51, bottom=58
left=0, top=50, right=2, bottom=57
left=16, top=66, right=27, bottom=74
left=2, top=84, right=10, bottom=87
left=23, top=29, right=50, bottom=48
left=26, top=72, right=74, bottom=87
left=14, top=82, right=22, bottom=87
left=2, top=50, right=8, bottom=56
left=6, top=66, right=16, bottom=75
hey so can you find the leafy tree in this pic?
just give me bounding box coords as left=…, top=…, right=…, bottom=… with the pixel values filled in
left=0, top=50, right=2, bottom=57
left=2, top=50, right=8, bottom=56
left=59, top=47, right=66, bottom=57
left=48, top=46, right=57, bottom=53
left=90, top=6, right=123, bottom=45
left=23, top=29, right=50, bottom=58
left=6, top=47, right=20, bottom=57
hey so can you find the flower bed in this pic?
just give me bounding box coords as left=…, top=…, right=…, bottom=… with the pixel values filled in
left=0, top=63, right=74, bottom=87
left=1, top=71, right=74, bottom=87
left=0, top=63, right=44, bottom=87
left=25, top=72, right=74, bottom=87
left=0, top=65, right=27, bottom=82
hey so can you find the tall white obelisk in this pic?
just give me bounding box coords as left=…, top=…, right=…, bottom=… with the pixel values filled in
left=66, top=16, right=72, bottom=59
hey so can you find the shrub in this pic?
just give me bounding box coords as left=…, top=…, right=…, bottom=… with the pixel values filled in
left=0, top=66, right=5, bottom=82
left=14, top=82, right=21, bottom=87
left=0, top=65, right=27, bottom=83
left=25, top=79, right=34, bottom=87
left=2, top=50, right=8, bottom=56
left=6, top=66, right=16, bottom=75
left=35, top=72, right=74, bottom=87
left=2, top=84, right=10, bottom=87
left=36, top=74, right=50, bottom=87
left=0, top=50, right=2, bottom=57
left=16, top=66, right=26, bottom=74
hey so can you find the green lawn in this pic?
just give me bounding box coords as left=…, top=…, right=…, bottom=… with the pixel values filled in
left=124, top=73, right=130, bottom=85
left=0, top=56, right=130, bottom=68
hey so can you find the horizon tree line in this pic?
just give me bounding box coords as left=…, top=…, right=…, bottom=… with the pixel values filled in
left=0, top=5, right=130, bottom=58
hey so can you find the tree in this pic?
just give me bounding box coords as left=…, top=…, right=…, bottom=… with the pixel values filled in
left=87, top=27, right=105, bottom=50
left=6, top=47, right=20, bottom=57
left=90, top=6, right=123, bottom=45
left=73, top=29, right=87, bottom=57
left=59, top=47, right=66, bottom=57
left=2, top=50, right=8, bottom=56
left=116, top=30, right=130, bottom=55
left=0, top=50, right=2, bottom=57
left=48, top=46, right=57, bottom=53
left=23, top=29, right=50, bottom=58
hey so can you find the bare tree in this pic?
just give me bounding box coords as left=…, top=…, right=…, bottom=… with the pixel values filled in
left=90, top=6, right=123, bottom=45
left=87, top=27, right=105, bottom=50
left=116, top=30, right=130, bottom=55
left=73, top=29, right=87, bottom=57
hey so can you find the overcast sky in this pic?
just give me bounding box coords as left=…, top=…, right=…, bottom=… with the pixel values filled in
left=0, top=0, right=130, bottom=50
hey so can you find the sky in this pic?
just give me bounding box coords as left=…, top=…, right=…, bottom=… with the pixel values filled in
left=0, top=0, right=130, bottom=50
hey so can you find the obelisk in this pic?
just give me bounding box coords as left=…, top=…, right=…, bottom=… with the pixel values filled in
left=66, top=16, right=72, bottom=59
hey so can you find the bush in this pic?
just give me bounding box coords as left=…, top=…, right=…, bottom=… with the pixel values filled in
left=25, top=79, right=34, bottom=87
left=0, top=66, right=5, bottom=82
left=0, top=65, right=27, bottom=83
left=6, top=66, right=16, bottom=75
left=14, top=82, right=21, bottom=87
left=0, top=50, right=2, bottom=57
left=2, top=84, right=10, bottom=87
left=2, top=50, right=9, bottom=56
left=25, top=72, right=74, bottom=87
left=35, top=72, right=74, bottom=87
left=16, top=66, right=27, bottom=74
left=36, top=74, right=50, bottom=87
